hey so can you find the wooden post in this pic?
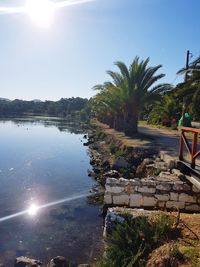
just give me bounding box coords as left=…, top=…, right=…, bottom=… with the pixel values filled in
left=191, top=132, right=198, bottom=169
left=179, top=130, right=184, bottom=161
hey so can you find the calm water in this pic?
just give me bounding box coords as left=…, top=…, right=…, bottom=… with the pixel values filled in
left=0, top=117, right=102, bottom=266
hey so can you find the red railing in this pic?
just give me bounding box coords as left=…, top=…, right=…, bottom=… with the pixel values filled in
left=179, top=127, right=200, bottom=168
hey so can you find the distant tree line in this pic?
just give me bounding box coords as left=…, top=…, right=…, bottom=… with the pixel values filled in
left=0, top=97, right=88, bottom=118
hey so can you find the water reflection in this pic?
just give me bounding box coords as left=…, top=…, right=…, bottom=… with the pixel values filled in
left=0, top=117, right=102, bottom=266
left=0, top=192, right=89, bottom=222
left=27, top=204, right=39, bottom=216
left=0, top=116, right=88, bottom=134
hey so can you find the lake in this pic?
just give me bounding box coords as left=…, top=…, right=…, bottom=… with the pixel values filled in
left=0, top=117, right=103, bottom=266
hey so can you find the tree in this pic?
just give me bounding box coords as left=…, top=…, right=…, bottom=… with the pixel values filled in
left=93, top=57, right=170, bottom=135
left=177, top=55, right=200, bottom=120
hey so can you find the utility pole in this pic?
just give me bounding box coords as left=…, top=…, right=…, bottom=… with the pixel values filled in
left=182, top=50, right=190, bottom=126
left=185, top=50, right=190, bottom=82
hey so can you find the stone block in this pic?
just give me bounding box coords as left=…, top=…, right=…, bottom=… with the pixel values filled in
left=141, top=179, right=157, bottom=187
left=119, top=178, right=130, bottom=186
left=170, top=192, right=179, bottom=201
left=113, top=194, right=129, bottom=205
left=166, top=201, right=185, bottom=209
left=129, top=179, right=140, bottom=186
left=106, top=177, right=119, bottom=185
left=110, top=186, right=124, bottom=194
left=143, top=196, right=156, bottom=207
left=192, top=185, right=199, bottom=193
left=160, top=151, right=176, bottom=169
left=130, top=194, right=143, bottom=207
left=172, top=169, right=186, bottom=180
left=158, top=201, right=165, bottom=208
left=137, top=186, right=156, bottom=194
left=183, top=183, right=192, bottom=191
left=156, top=183, right=171, bottom=191
left=179, top=193, right=197, bottom=203
left=105, top=185, right=112, bottom=192
left=171, top=168, right=181, bottom=176
left=185, top=204, right=200, bottom=212
left=104, top=193, right=112, bottom=204
left=124, top=184, right=135, bottom=194
left=155, top=194, right=170, bottom=201
left=173, top=182, right=185, bottom=191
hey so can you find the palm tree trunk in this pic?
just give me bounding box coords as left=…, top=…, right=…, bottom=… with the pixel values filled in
left=124, top=109, right=138, bottom=136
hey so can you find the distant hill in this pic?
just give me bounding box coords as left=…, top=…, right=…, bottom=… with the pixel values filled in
left=0, top=97, right=11, bottom=102
left=32, top=99, right=42, bottom=103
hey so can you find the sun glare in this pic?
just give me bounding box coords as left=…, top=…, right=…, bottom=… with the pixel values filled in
left=27, top=204, right=39, bottom=216
left=24, top=0, right=55, bottom=28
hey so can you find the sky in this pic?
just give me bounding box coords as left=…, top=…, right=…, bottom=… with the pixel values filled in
left=0, top=0, right=200, bottom=101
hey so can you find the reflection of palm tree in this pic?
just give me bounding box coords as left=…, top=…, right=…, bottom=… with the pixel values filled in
left=93, top=57, right=169, bottom=135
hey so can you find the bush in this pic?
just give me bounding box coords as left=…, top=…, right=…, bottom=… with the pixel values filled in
left=100, top=213, right=177, bottom=267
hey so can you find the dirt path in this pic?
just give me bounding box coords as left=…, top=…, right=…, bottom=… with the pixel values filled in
left=138, top=124, right=180, bottom=158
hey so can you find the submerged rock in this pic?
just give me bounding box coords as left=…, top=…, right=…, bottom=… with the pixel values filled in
left=47, top=256, right=69, bottom=267
left=14, top=257, right=42, bottom=267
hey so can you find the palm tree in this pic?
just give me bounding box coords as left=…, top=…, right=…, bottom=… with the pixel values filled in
left=93, top=57, right=170, bottom=135
left=177, top=55, right=200, bottom=120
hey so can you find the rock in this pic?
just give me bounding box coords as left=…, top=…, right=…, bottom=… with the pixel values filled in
left=159, top=151, right=176, bottom=169
left=179, top=193, right=197, bottom=203
left=89, top=159, right=96, bottom=165
left=103, top=170, right=120, bottom=178
left=113, top=194, right=129, bottom=205
left=137, top=186, right=156, bottom=194
left=104, top=193, right=112, bottom=204
left=136, top=158, right=158, bottom=178
left=101, top=160, right=110, bottom=171
left=130, top=194, right=143, bottom=207
left=185, top=204, right=200, bottom=211
left=104, top=208, right=125, bottom=237
left=143, top=196, right=156, bottom=207
left=170, top=192, right=179, bottom=201
left=156, top=183, right=172, bottom=191
left=112, top=157, right=130, bottom=170
left=15, top=257, right=42, bottom=267
left=155, top=194, right=170, bottom=201
left=142, top=158, right=155, bottom=165
left=47, top=256, right=69, bottom=267
left=166, top=201, right=185, bottom=209
left=93, top=167, right=101, bottom=174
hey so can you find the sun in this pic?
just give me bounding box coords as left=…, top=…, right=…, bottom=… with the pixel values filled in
left=27, top=204, right=39, bottom=216
left=24, top=0, right=55, bottom=28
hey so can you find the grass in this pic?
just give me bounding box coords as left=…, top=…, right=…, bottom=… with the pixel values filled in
left=180, top=246, right=200, bottom=267
left=98, top=213, right=177, bottom=267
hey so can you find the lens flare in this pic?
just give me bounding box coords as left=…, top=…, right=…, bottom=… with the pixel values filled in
left=0, top=192, right=88, bottom=223
left=27, top=204, right=39, bottom=216
left=0, top=0, right=96, bottom=27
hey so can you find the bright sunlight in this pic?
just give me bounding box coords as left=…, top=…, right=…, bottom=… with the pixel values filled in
left=24, top=0, right=55, bottom=28
left=27, top=204, right=39, bottom=216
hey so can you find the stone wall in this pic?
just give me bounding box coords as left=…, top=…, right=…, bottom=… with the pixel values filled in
left=104, top=173, right=200, bottom=212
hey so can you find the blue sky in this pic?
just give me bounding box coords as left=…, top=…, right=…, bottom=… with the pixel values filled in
left=0, top=0, right=200, bottom=100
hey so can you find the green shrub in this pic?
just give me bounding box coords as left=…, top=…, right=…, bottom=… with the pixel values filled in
left=114, top=150, right=127, bottom=159
left=101, top=213, right=176, bottom=267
